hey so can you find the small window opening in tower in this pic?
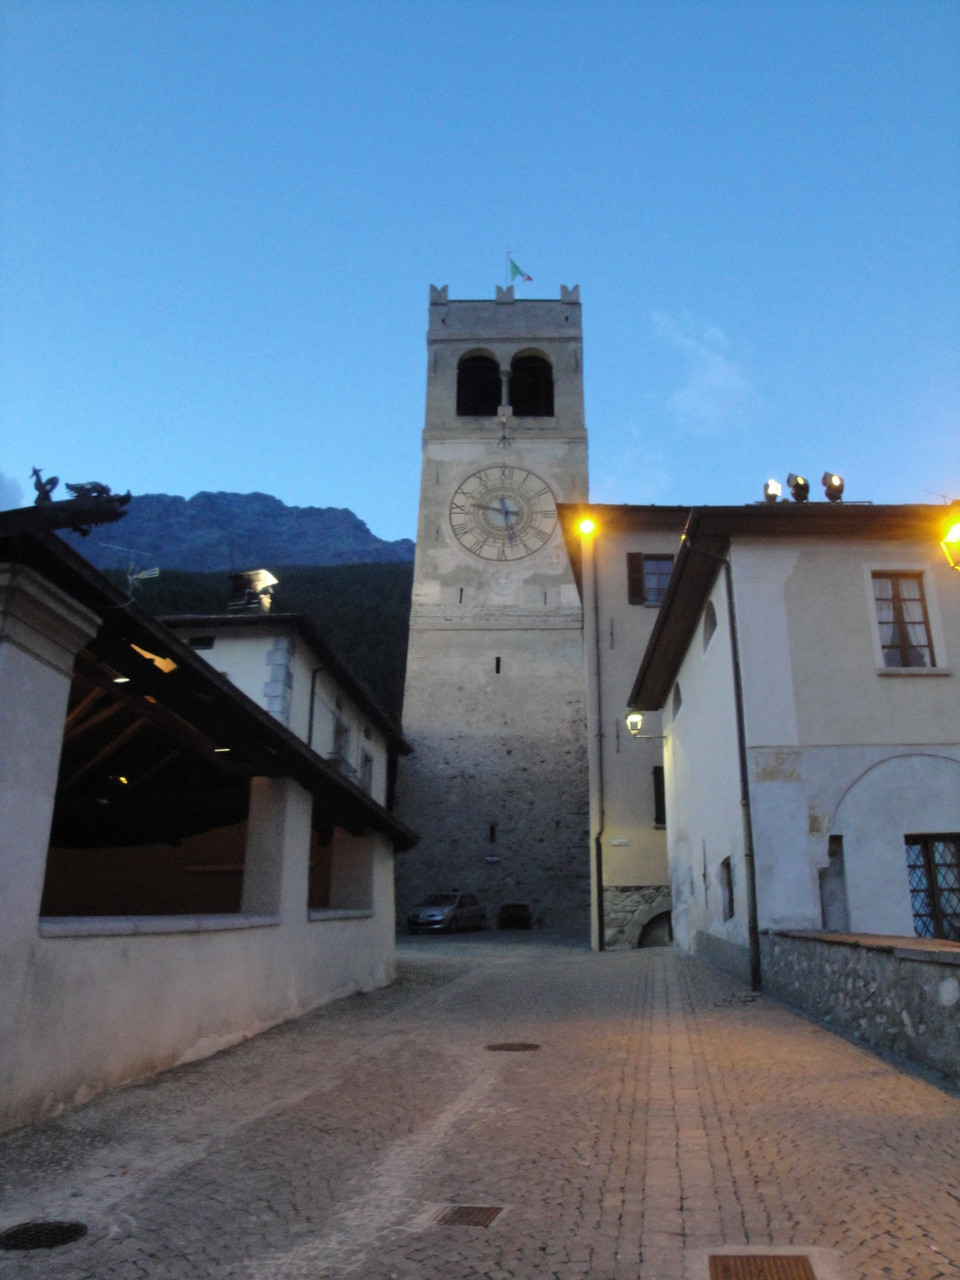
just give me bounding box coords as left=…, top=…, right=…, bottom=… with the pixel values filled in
left=457, top=354, right=501, bottom=416
left=495, top=656, right=501, bottom=674
left=459, top=587, right=464, bottom=603
left=509, top=354, right=554, bottom=417
left=488, top=823, right=497, bottom=843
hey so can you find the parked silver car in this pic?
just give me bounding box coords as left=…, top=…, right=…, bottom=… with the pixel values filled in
left=407, top=892, right=488, bottom=934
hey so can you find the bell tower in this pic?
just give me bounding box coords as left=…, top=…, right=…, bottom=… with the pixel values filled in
left=395, top=284, right=590, bottom=930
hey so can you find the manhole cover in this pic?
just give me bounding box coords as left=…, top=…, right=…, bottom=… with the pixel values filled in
left=0, top=1221, right=88, bottom=1251
left=709, top=1256, right=815, bottom=1280
left=437, top=1205, right=502, bottom=1227
left=485, top=1042, right=540, bottom=1052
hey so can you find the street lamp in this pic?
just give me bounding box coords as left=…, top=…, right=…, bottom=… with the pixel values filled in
left=941, top=521, right=960, bottom=573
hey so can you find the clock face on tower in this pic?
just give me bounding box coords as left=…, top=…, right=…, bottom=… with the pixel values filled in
left=450, top=466, right=559, bottom=561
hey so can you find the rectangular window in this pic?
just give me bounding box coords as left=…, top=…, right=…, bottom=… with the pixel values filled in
left=330, top=718, right=352, bottom=774
left=872, top=572, right=935, bottom=668
left=652, top=766, right=666, bottom=827
left=905, top=834, right=960, bottom=940
left=720, top=857, right=735, bottom=921
left=359, top=750, right=374, bottom=794
left=627, top=553, right=674, bottom=606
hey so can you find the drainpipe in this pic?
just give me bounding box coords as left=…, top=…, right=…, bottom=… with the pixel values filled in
left=721, top=556, right=762, bottom=991
left=588, top=532, right=606, bottom=951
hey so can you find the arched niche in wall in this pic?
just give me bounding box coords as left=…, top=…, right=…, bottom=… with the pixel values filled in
left=702, top=600, right=718, bottom=651
left=829, top=752, right=960, bottom=939
left=509, top=351, right=554, bottom=417
left=456, top=352, right=501, bottom=417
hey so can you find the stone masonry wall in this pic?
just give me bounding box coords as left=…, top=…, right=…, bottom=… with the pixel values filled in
left=761, top=931, right=960, bottom=1083
left=603, top=885, right=672, bottom=950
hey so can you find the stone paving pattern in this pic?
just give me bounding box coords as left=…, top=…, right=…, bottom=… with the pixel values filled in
left=1, top=938, right=959, bottom=1279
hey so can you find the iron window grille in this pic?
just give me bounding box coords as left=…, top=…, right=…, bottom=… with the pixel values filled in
left=872, top=572, right=935, bottom=668
left=905, top=833, right=960, bottom=940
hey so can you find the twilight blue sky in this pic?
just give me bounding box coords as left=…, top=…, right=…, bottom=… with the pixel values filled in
left=2, top=0, right=958, bottom=543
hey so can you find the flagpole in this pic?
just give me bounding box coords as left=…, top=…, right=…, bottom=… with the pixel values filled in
left=505, top=248, right=510, bottom=289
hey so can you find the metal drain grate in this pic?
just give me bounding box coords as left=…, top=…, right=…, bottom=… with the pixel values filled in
left=485, top=1042, right=540, bottom=1052
left=0, top=1221, right=88, bottom=1251
left=437, top=1205, right=502, bottom=1227
left=709, top=1256, right=816, bottom=1280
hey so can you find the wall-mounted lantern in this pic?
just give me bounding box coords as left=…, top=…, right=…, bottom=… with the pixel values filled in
left=941, top=520, right=960, bottom=574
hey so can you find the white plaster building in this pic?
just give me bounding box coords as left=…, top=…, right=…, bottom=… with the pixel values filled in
left=395, top=285, right=590, bottom=930
left=0, top=532, right=416, bottom=1132
left=628, top=503, right=960, bottom=984
left=161, top=609, right=406, bottom=808
left=558, top=504, right=689, bottom=949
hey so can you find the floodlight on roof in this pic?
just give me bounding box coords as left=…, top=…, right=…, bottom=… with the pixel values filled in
left=822, top=472, right=845, bottom=502
left=763, top=479, right=782, bottom=503
left=786, top=473, right=810, bottom=503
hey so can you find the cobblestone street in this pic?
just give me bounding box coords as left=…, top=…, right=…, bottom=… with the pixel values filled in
left=2, top=937, right=959, bottom=1280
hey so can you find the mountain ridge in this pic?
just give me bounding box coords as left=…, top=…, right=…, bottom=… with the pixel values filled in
left=58, top=490, right=415, bottom=572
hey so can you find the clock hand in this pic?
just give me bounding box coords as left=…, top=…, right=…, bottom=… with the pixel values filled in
left=472, top=500, right=521, bottom=523
left=498, top=495, right=520, bottom=542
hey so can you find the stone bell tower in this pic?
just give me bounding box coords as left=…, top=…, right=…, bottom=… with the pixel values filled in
left=395, top=284, right=590, bottom=930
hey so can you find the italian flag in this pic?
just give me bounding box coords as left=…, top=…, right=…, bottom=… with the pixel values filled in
left=510, top=259, right=533, bottom=282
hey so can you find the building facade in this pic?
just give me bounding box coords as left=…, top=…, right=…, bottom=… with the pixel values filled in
left=559, top=505, right=690, bottom=948
left=0, top=534, right=415, bottom=1132
left=162, top=607, right=407, bottom=809
left=395, top=285, right=590, bottom=930
left=628, top=503, right=960, bottom=982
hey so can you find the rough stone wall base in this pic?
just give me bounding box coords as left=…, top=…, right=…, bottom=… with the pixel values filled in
left=761, top=932, right=960, bottom=1082
left=603, top=885, right=672, bottom=950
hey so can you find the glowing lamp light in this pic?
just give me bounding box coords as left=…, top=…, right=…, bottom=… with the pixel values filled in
left=941, top=522, right=960, bottom=573
left=625, top=712, right=644, bottom=737
left=113, top=676, right=131, bottom=684
left=787, top=473, right=810, bottom=503
left=821, top=471, right=845, bottom=502
left=578, top=517, right=596, bottom=536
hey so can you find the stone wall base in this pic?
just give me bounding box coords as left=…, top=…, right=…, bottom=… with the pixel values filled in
left=761, top=931, right=960, bottom=1083
left=603, top=885, right=671, bottom=950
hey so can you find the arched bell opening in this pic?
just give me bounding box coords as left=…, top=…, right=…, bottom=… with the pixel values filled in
left=456, top=353, right=501, bottom=417
left=509, top=353, right=554, bottom=417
